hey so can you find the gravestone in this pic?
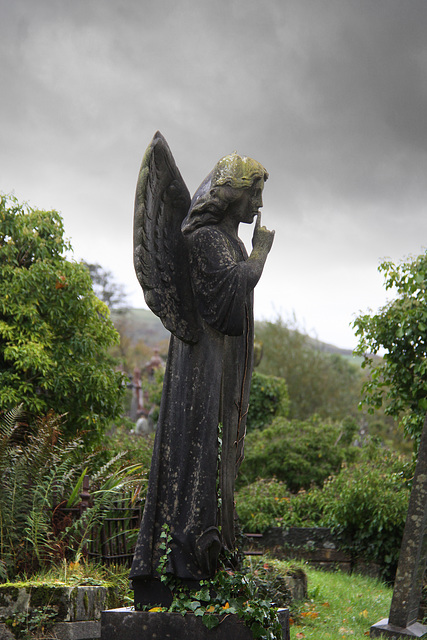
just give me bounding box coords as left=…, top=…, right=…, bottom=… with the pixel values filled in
left=370, top=414, right=427, bottom=638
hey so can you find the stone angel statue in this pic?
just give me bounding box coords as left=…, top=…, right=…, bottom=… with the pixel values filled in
left=130, top=132, right=274, bottom=607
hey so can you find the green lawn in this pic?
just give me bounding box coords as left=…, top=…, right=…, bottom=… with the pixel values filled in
left=287, top=564, right=392, bottom=640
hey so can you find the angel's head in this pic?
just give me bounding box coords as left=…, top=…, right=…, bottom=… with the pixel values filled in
left=181, top=152, right=268, bottom=235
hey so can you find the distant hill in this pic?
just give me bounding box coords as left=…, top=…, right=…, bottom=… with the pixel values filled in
left=111, top=308, right=169, bottom=347
left=305, top=336, right=355, bottom=358
left=112, top=308, right=356, bottom=358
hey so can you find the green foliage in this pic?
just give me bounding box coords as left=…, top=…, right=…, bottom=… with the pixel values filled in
left=236, top=479, right=324, bottom=532
left=238, top=415, right=358, bottom=491
left=5, top=604, right=58, bottom=639
left=353, top=252, right=427, bottom=444
left=139, top=560, right=284, bottom=640
left=237, top=448, right=410, bottom=581
left=0, top=407, right=144, bottom=581
left=97, top=422, right=155, bottom=473
left=144, top=367, right=166, bottom=424
left=0, top=193, right=124, bottom=443
left=321, top=452, right=410, bottom=581
left=247, top=372, right=290, bottom=431
left=255, top=316, right=363, bottom=422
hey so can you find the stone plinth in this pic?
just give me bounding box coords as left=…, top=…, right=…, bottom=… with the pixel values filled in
left=0, top=584, right=111, bottom=640
left=101, top=607, right=290, bottom=640
left=370, top=618, right=427, bottom=638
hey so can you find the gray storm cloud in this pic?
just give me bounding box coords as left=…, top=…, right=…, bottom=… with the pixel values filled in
left=1, top=0, right=427, bottom=347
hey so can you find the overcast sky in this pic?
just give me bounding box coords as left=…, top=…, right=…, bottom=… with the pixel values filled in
left=2, top=0, right=427, bottom=349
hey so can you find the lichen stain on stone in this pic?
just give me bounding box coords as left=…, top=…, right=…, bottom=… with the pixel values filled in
left=83, top=591, right=89, bottom=615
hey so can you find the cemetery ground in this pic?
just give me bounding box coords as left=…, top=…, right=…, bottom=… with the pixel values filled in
left=288, top=565, right=392, bottom=640
left=3, top=196, right=427, bottom=638
left=0, top=557, right=393, bottom=639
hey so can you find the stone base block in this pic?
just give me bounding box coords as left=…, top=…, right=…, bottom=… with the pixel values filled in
left=0, top=584, right=109, bottom=623
left=101, top=607, right=289, bottom=640
left=370, top=618, right=427, bottom=638
left=0, top=621, right=100, bottom=640
left=51, top=621, right=101, bottom=639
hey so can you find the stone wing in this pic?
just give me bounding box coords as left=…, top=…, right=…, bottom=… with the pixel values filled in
left=133, top=131, right=199, bottom=344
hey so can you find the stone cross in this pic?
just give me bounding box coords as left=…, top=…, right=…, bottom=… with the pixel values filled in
left=371, top=414, right=427, bottom=639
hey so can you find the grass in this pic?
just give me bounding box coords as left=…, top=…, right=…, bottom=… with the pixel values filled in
left=287, top=563, right=392, bottom=640
left=4, top=559, right=133, bottom=604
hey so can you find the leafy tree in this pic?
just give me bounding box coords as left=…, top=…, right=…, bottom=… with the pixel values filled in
left=0, top=194, right=124, bottom=442
left=82, top=261, right=128, bottom=311
left=255, top=317, right=363, bottom=421
left=353, top=252, right=427, bottom=445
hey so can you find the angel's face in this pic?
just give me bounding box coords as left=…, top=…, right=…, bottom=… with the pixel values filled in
left=228, top=179, right=264, bottom=225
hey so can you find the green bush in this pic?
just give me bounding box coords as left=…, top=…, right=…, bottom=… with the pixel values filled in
left=236, top=478, right=324, bottom=532
left=247, top=372, right=289, bottom=431
left=99, top=421, right=155, bottom=472
left=236, top=449, right=410, bottom=581
left=321, top=452, right=410, bottom=581
left=236, top=479, right=293, bottom=532
left=238, top=415, right=358, bottom=491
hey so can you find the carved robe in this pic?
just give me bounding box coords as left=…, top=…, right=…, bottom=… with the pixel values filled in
left=129, top=225, right=254, bottom=581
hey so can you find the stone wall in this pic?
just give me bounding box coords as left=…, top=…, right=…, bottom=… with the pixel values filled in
left=246, top=527, right=381, bottom=578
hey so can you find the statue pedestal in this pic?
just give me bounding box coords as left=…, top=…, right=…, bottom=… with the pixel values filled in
left=100, top=607, right=289, bottom=640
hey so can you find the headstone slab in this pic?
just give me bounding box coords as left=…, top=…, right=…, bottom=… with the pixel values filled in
left=370, top=618, right=427, bottom=639
left=371, top=414, right=427, bottom=637
left=100, top=607, right=289, bottom=640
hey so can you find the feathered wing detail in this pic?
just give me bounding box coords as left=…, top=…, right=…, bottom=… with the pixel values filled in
left=134, top=131, right=199, bottom=344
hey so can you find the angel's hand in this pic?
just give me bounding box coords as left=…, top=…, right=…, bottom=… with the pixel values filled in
left=252, top=212, right=275, bottom=254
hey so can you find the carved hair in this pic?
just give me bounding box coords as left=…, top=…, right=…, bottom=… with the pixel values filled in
left=181, top=152, right=268, bottom=235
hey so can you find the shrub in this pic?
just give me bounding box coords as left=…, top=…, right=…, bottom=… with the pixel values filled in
left=321, top=452, right=410, bottom=581
left=255, top=316, right=363, bottom=421
left=238, top=415, right=358, bottom=491
left=236, top=479, right=325, bottom=532
left=236, top=479, right=293, bottom=532
left=236, top=448, right=410, bottom=581
left=247, top=372, right=290, bottom=431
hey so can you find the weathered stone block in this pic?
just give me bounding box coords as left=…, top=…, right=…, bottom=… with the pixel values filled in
left=51, top=620, right=101, bottom=639
left=0, top=585, right=109, bottom=623
left=370, top=617, right=427, bottom=638
left=101, top=607, right=290, bottom=640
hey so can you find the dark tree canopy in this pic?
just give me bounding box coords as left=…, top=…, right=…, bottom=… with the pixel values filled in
left=0, top=193, right=124, bottom=443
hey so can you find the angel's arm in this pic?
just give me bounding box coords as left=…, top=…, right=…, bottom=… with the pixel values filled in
left=244, top=212, right=275, bottom=290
